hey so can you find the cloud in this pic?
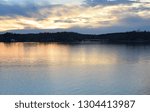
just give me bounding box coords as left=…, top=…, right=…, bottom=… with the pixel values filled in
left=0, top=3, right=41, bottom=17
left=0, top=0, right=55, bottom=18
left=84, top=0, right=150, bottom=6
left=54, top=20, right=77, bottom=23
left=1, top=0, right=84, bottom=5
left=1, top=0, right=51, bottom=6
left=84, top=0, right=136, bottom=6
left=0, top=2, right=149, bottom=33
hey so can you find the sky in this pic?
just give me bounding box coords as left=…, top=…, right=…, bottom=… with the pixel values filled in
left=0, top=0, right=150, bottom=34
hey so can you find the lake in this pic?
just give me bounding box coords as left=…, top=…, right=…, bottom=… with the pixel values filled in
left=0, top=43, right=150, bottom=95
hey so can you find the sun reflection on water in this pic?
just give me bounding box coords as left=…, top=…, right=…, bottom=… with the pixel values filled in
left=0, top=43, right=118, bottom=66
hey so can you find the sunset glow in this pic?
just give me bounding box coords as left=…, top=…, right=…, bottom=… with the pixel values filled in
left=0, top=0, right=150, bottom=33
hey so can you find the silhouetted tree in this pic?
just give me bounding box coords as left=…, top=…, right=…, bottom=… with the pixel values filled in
left=0, top=31, right=150, bottom=44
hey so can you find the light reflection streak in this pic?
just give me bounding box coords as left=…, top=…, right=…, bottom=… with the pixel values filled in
left=0, top=43, right=118, bottom=66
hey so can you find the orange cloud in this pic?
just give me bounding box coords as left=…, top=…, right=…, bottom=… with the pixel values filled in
left=0, top=3, right=149, bottom=32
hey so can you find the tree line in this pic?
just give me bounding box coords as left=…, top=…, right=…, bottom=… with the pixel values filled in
left=0, top=31, right=150, bottom=43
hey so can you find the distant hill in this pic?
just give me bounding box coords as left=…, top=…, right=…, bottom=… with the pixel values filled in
left=0, top=31, right=150, bottom=44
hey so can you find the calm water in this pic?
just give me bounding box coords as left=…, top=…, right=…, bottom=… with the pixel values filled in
left=0, top=43, right=150, bottom=95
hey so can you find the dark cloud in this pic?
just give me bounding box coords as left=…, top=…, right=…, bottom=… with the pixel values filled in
left=54, top=20, right=77, bottom=23
left=0, top=3, right=35, bottom=17
left=0, top=2, right=52, bottom=17
left=118, top=15, right=150, bottom=27
left=84, top=0, right=137, bottom=5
